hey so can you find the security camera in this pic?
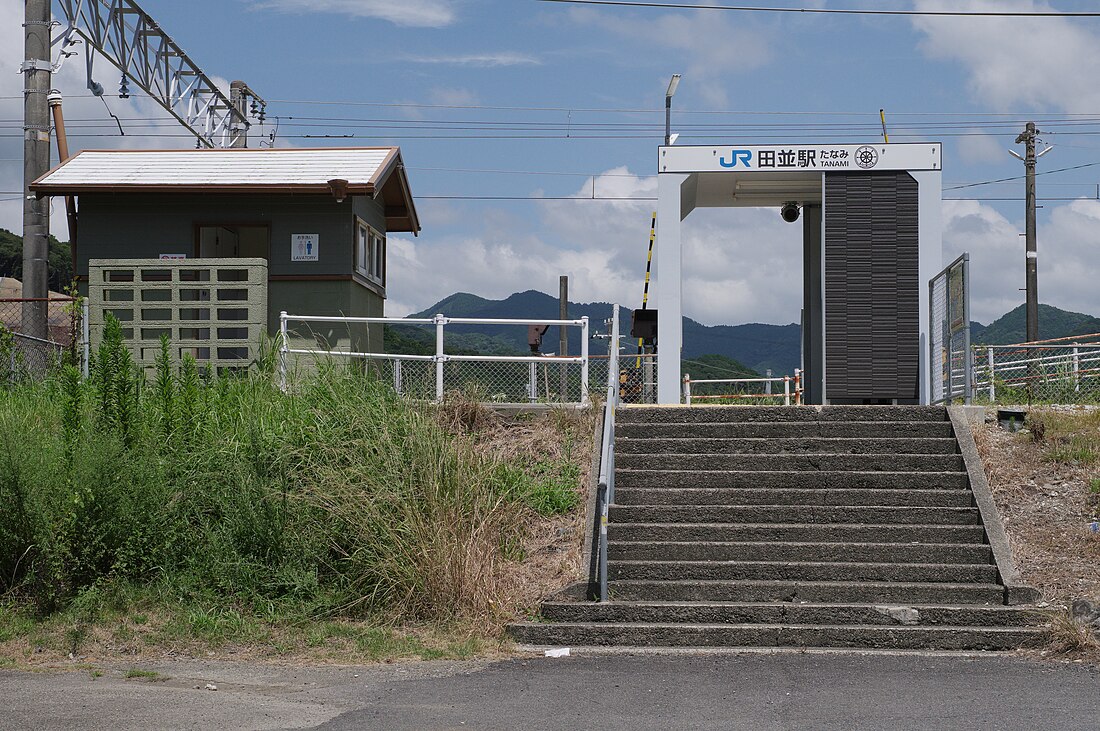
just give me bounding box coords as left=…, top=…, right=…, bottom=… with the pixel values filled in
left=780, top=202, right=800, bottom=223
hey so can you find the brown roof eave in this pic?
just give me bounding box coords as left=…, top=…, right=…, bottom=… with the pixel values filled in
left=374, top=158, right=421, bottom=236
left=29, top=183, right=376, bottom=198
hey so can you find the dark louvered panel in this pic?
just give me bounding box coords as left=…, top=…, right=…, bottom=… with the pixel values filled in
left=824, top=172, right=919, bottom=402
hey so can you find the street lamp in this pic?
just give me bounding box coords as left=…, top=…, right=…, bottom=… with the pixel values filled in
left=665, top=74, right=681, bottom=146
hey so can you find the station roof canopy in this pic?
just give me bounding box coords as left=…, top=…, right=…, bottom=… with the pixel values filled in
left=658, top=143, right=941, bottom=213
left=30, top=147, right=420, bottom=233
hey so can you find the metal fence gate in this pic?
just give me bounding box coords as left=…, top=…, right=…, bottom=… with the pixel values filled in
left=929, top=253, right=972, bottom=404
left=0, top=296, right=89, bottom=381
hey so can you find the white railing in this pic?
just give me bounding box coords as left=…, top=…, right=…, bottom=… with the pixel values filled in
left=973, top=338, right=1100, bottom=402
left=278, top=312, right=591, bottom=405
left=682, top=369, right=803, bottom=406
left=595, top=304, right=620, bottom=602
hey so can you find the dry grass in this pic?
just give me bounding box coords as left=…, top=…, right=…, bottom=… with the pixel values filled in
left=433, top=397, right=593, bottom=621
left=974, top=408, right=1100, bottom=658
left=974, top=409, right=1100, bottom=602
left=1047, top=609, right=1100, bottom=656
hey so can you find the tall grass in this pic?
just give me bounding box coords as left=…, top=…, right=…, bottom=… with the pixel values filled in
left=0, top=316, right=580, bottom=625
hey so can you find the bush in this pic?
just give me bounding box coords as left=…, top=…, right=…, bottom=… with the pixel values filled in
left=0, top=322, right=583, bottom=623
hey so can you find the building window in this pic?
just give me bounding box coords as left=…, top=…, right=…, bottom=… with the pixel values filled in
left=357, top=224, right=369, bottom=278
left=372, top=230, right=385, bottom=284
left=356, top=220, right=385, bottom=287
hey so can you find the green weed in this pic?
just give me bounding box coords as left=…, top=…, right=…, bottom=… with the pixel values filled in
left=1027, top=410, right=1100, bottom=465
left=0, top=322, right=587, bottom=634
left=124, top=668, right=165, bottom=681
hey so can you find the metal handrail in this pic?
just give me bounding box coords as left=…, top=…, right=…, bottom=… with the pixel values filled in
left=594, top=304, right=620, bottom=603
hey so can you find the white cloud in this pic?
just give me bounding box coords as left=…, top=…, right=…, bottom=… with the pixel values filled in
left=912, top=0, right=1100, bottom=113
left=955, top=131, right=1005, bottom=165
left=250, top=0, right=455, bottom=27
left=941, top=198, right=1100, bottom=324
left=386, top=167, right=804, bottom=325
left=427, top=87, right=479, bottom=107
left=565, top=6, right=773, bottom=107
left=405, top=53, right=540, bottom=68
left=392, top=169, right=1099, bottom=327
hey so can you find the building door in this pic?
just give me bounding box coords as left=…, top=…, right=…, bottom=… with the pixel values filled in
left=197, top=225, right=269, bottom=259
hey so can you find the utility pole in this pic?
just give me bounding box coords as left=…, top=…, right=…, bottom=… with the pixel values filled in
left=1014, top=121, right=1040, bottom=343
left=22, top=0, right=52, bottom=342
left=229, top=81, right=248, bottom=148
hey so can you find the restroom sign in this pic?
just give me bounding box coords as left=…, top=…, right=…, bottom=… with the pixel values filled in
left=291, top=233, right=319, bottom=262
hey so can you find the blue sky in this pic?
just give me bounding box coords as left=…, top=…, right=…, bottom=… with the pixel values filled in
left=2, top=0, right=1100, bottom=327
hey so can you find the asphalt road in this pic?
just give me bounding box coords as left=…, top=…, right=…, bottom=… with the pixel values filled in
left=4, top=651, right=1099, bottom=730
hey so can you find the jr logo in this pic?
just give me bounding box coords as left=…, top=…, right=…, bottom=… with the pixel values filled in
left=719, top=149, right=752, bottom=168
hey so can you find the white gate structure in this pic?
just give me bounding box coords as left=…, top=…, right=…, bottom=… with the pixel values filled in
left=655, top=142, right=943, bottom=405
left=279, top=312, right=591, bottom=405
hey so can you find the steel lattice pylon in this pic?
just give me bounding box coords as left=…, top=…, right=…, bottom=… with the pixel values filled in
left=51, top=0, right=265, bottom=148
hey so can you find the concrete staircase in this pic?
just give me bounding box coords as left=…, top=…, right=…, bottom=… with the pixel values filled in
left=509, top=406, right=1047, bottom=651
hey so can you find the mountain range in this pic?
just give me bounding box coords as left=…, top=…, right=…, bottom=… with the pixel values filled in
left=393, top=290, right=1100, bottom=376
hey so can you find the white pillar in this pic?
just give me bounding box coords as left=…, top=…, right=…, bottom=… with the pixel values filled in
left=912, top=170, right=942, bottom=405
left=656, top=173, right=689, bottom=404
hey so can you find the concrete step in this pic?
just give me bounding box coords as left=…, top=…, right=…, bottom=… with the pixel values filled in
left=615, top=437, right=959, bottom=456
left=609, top=522, right=988, bottom=544
left=612, top=488, right=974, bottom=508
left=608, top=505, right=982, bottom=525
left=616, top=405, right=949, bottom=425
left=507, top=621, right=1046, bottom=651
left=609, top=541, right=994, bottom=564
left=616, top=453, right=966, bottom=473
left=616, top=421, right=956, bottom=439
left=614, top=470, right=970, bottom=490
left=608, top=579, right=1007, bottom=604
left=536, top=601, right=1039, bottom=627
left=608, top=560, right=999, bottom=584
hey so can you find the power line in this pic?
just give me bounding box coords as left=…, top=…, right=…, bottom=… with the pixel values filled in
left=536, top=0, right=1100, bottom=17
left=943, top=161, right=1100, bottom=191
left=11, top=93, right=1100, bottom=121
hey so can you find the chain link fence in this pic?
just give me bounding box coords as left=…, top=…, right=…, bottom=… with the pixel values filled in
left=929, top=253, right=971, bottom=404
left=276, top=309, right=672, bottom=406
left=0, top=297, right=87, bottom=383
left=592, top=352, right=658, bottom=405
left=972, top=335, right=1100, bottom=405
left=280, top=313, right=594, bottom=404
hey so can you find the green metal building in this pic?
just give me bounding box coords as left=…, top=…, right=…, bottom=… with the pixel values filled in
left=30, top=147, right=420, bottom=364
